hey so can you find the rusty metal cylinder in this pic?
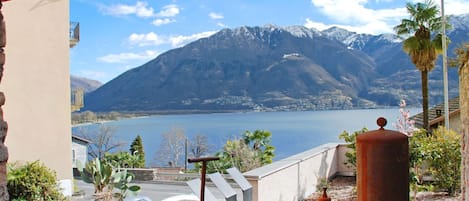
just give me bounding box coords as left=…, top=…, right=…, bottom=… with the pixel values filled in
left=356, top=117, right=409, bottom=201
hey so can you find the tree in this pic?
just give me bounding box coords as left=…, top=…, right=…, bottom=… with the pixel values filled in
left=81, top=111, right=97, bottom=123
left=190, top=134, right=211, bottom=158
left=206, top=139, right=262, bottom=173
left=154, top=127, right=187, bottom=167
left=453, top=43, right=469, bottom=200
left=130, top=135, right=145, bottom=168
left=103, top=152, right=140, bottom=168
left=77, top=124, right=126, bottom=160
left=205, top=130, right=275, bottom=173
left=243, top=130, right=275, bottom=164
left=394, top=0, right=448, bottom=131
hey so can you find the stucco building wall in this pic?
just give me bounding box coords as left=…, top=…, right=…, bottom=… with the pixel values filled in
left=1, top=0, right=72, bottom=195
left=72, top=138, right=88, bottom=169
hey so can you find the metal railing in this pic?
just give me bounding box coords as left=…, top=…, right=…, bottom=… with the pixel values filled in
left=70, top=21, right=80, bottom=48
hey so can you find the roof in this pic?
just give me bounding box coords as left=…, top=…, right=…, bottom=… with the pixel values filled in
left=72, top=135, right=91, bottom=144
left=411, top=97, right=460, bottom=128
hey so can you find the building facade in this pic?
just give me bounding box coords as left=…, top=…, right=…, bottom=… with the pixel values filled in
left=411, top=97, right=461, bottom=133
left=1, top=0, right=73, bottom=196
left=72, top=135, right=89, bottom=170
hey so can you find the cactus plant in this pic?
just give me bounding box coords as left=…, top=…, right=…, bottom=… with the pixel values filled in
left=78, top=158, right=141, bottom=201
left=80, top=158, right=115, bottom=201
left=112, top=169, right=141, bottom=201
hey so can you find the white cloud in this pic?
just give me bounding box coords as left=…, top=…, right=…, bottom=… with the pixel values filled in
left=304, top=18, right=331, bottom=30
left=98, top=50, right=159, bottom=63
left=127, top=31, right=217, bottom=48
left=310, top=0, right=408, bottom=34
left=151, top=4, right=180, bottom=26
left=209, top=12, right=224, bottom=20
left=311, top=0, right=372, bottom=23
left=156, top=4, right=180, bottom=17
left=169, top=31, right=217, bottom=48
left=153, top=18, right=176, bottom=26
left=101, top=1, right=155, bottom=18
left=217, top=22, right=228, bottom=28
left=445, top=0, right=469, bottom=15
left=309, top=0, right=469, bottom=34
left=128, top=32, right=165, bottom=46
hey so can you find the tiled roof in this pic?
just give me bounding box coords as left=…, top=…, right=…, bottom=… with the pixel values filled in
left=411, top=97, right=460, bottom=128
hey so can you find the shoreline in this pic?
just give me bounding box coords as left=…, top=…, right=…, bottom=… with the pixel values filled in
left=71, top=106, right=411, bottom=127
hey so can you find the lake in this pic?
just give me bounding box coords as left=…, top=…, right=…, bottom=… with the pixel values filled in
left=72, top=108, right=420, bottom=166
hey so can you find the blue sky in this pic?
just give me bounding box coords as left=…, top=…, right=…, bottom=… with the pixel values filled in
left=70, top=0, right=469, bottom=84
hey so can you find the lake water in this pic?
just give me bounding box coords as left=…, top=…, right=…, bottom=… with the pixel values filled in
left=73, top=108, right=420, bottom=166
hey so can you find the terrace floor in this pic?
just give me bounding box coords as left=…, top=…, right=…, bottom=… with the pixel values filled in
left=307, top=176, right=460, bottom=201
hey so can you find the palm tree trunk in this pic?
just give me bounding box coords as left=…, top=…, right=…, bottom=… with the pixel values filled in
left=460, top=60, right=469, bottom=200
left=421, top=70, right=429, bottom=132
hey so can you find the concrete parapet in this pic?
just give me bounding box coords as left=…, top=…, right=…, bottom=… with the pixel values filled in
left=243, top=143, right=351, bottom=201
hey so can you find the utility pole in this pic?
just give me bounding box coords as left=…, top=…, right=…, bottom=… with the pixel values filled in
left=184, top=138, right=188, bottom=171
left=441, top=0, right=450, bottom=130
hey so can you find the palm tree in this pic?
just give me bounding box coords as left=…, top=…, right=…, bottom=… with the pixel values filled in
left=454, top=43, right=469, bottom=200
left=243, top=130, right=275, bottom=164
left=394, top=0, right=448, bottom=131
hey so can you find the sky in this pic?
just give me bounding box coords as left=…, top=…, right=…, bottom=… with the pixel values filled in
left=70, top=0, right=469, bottom=84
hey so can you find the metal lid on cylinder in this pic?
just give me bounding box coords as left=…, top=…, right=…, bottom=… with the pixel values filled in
left=356, top=117, right=409, bottom=201
left=357, top=117, right=408, bottom=142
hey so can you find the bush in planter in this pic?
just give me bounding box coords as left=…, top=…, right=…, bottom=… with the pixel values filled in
left=429, top=127, right=461, bottom=194
left=7, top=161, right=66, bottom=201
left=409, top=127, right=461, bottom=195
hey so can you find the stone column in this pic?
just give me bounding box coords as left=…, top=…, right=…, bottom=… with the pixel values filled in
left=0, top=1, right=9, bottom=200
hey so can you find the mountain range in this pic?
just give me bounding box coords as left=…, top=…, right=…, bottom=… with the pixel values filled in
left=71, top=75, right=102, bottom=93
left=83, top=14, right=469, bottom=113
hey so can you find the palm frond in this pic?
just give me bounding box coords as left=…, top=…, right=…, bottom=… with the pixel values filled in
left=454, top=43, right=469, bottom=73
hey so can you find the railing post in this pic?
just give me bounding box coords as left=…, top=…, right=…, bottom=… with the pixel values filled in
left=188, top=156, right=220, bottom=201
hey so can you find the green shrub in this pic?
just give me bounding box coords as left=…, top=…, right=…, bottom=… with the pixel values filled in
left=7, top=161, right=66, bottom=201
left=103, top=151, right=140, bottom=168
left=338, top=127, right=368, bottom=171
left=409, top=127, right=461, bottom=195
left=203, top=130, right=275, bottom=174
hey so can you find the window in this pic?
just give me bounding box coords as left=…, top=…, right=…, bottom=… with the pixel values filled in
left=72, top=149, right=76, bottom=163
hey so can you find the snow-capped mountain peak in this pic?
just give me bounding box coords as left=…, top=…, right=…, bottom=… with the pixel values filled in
left=283, top=25, right=320, bottom=38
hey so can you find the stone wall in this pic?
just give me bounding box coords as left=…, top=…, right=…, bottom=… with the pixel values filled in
left=0, top=2, right=8, bottom=200
left=126, top=167, right=187, bottom=181
left=126, top=169, right=155, bottom=181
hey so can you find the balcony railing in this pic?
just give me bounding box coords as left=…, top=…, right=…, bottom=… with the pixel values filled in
left=70, top=21, right=80, bottom=48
